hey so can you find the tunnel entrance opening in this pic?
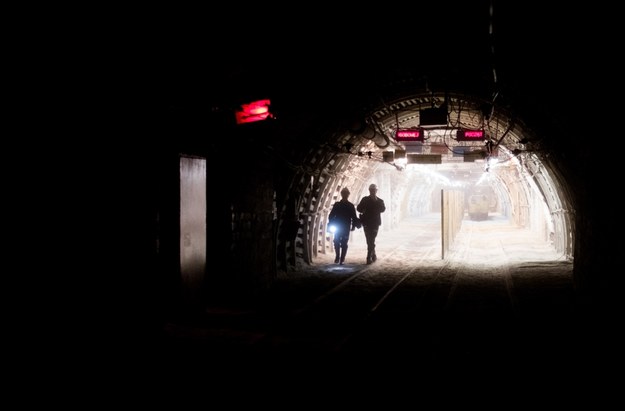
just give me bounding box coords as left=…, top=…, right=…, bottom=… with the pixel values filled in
left=276, top=92, right=573, bottom=275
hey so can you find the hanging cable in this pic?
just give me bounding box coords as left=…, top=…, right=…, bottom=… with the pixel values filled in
left=489, top=0, right=498, bottom=88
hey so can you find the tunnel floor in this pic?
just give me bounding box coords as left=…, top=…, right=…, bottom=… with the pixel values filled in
left=155, top=213, right=615, bottom=379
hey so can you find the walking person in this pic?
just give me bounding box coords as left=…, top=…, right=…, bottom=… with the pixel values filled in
left=357, top=183, right=386, bottom=264
left=328, top=187, right=361, bottom=264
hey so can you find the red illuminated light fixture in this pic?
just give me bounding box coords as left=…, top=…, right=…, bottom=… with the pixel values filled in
left=235, top=99, right=274, bottom=124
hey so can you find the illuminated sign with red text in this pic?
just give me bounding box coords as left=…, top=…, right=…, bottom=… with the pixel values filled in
left=456, top=129, right=486, bottom=141
left=235, top=99, right=274, bottom=124
left=395, top=128, right=424, bottom=142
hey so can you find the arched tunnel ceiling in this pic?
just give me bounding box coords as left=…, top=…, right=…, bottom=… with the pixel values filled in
left=324, top=91, right=539, bottom=188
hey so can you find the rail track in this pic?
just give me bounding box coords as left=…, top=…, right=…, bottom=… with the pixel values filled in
left=163, top=214, right=575, bottom=369
left=249, top=217, right=548, bottom=359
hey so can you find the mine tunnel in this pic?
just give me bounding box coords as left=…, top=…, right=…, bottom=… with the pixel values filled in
left=169, top=89, right=575, bottom=298
left=95, top=2, right=620, bottom=381
left=145, top=82, right=609, bottom=373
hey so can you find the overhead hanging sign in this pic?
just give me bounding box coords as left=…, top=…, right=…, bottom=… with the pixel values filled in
left=395, top=128, right=425, bottom=142
left=406, top=154, right=442, bottom=164
left=463, top=150, right=487, bottom=162
left=456, top=128, right=486, bottom=141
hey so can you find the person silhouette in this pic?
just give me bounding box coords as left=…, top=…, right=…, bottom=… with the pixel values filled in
left=328, top=187, right=360, bottom=264
left=357, top=183, right=386, bottom=264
